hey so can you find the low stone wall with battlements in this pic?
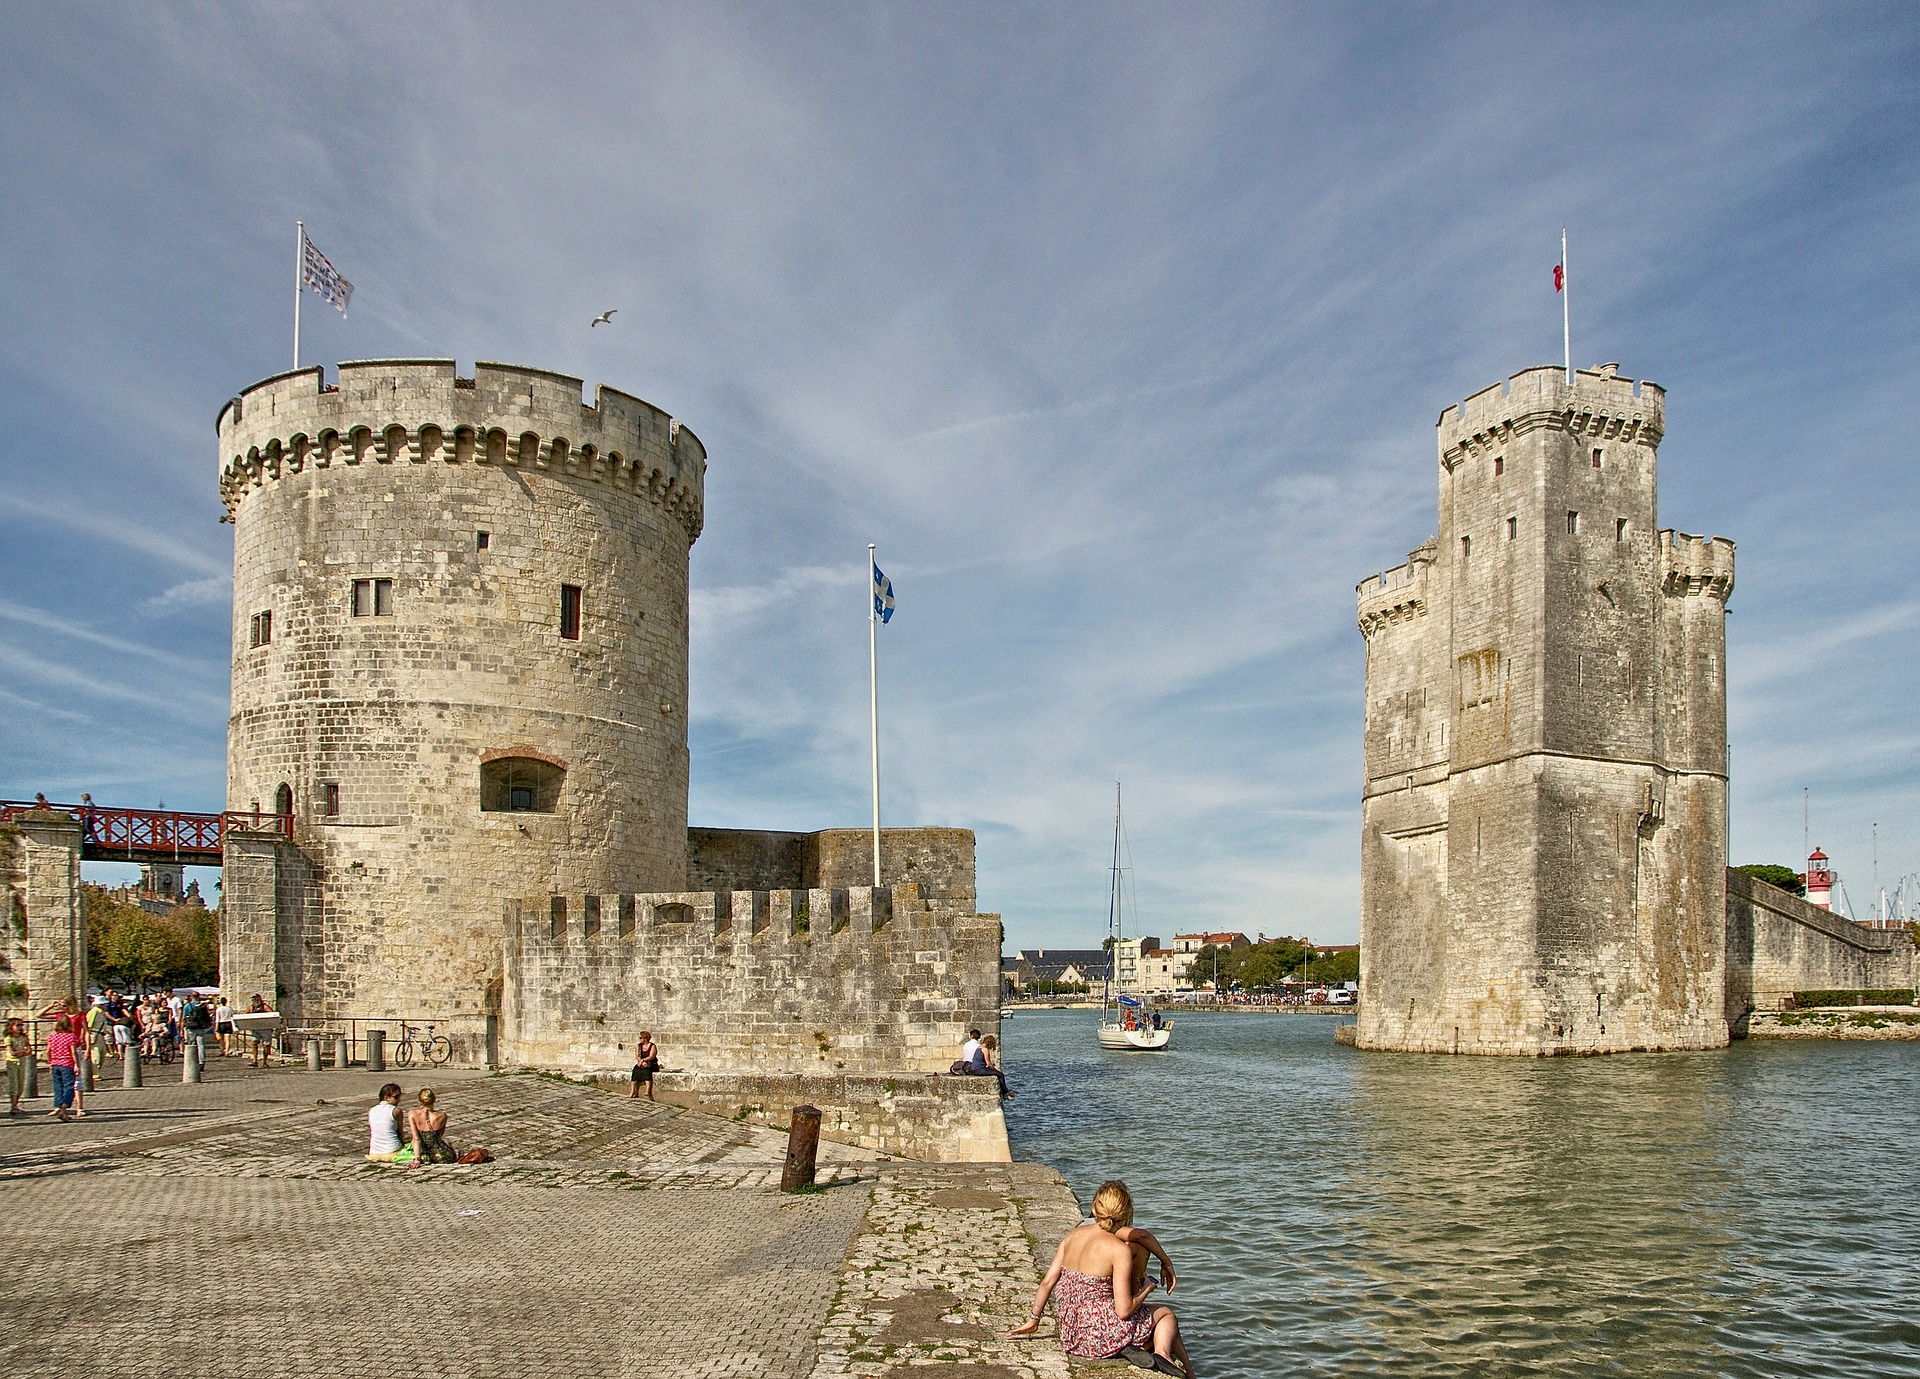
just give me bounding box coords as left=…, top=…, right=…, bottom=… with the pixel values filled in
left=1726, top=869, right=1918, bottom=1025
left=500, top=882, right=1001, bottom=1077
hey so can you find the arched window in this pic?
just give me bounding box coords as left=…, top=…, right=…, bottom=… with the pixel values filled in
left=480, top=754, right=565, bottom=813
left=274, top=783, right=293, bottom=818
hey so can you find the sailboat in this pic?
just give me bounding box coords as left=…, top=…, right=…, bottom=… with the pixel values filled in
left=1097, top=783, right=1173, bottom=1052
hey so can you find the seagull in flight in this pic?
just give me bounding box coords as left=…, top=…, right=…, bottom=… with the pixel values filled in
left=590, top=309, right=616, bottom=327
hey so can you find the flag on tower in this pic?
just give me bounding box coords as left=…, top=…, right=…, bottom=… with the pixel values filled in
left=1554, top=261, right=1565, bottom=292
left=302, top=230, right=354, bottom=315
left=872, top=560, right=895, bottom=624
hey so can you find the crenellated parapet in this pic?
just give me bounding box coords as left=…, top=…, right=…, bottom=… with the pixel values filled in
left=1660, top=530, right=1736, bottom=601
left=1438, top=364, right=1665, bottom=471
left=216, top=360, right=706, bottom=539
left=1357, top=538, right=1435, bottom=638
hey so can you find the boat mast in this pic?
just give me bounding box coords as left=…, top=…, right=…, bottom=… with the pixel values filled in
left=1108, top=781, right=1121, bottom=1010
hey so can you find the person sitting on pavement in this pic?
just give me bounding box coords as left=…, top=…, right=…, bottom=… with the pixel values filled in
left=366, top=1083, right=405, bottom=1162
left=1007, top=1179, right=1192, bottom=1378
left=407, top=1087, right=458, bottom=1165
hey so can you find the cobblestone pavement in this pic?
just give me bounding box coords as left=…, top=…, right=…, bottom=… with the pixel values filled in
left=0, top=1066, right=1108, bottom=1379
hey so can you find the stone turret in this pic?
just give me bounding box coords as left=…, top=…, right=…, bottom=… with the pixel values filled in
left=218, top=360, right=705, bottom=1025
left=1357, top=364, right=1733, bottom=1055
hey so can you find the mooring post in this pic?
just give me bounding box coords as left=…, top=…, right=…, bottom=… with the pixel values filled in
left=305, top=1037, right=323, bottom=1071
left=183, top=1040, right=202, bottom=1084
left=780, top=1104, right=822, bottom=1192
left=123, top=1044, right=142, bottom=1089
left=334, top=1035, right=351, bottom=1069
left=366, top=1028, right=386, bottom=1072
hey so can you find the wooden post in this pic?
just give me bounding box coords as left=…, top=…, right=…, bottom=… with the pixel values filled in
left=780, top=1104, right=822, bottom=1191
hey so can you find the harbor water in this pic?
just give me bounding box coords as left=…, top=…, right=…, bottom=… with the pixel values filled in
left=1002, top=1008, right=1920, bottom=1377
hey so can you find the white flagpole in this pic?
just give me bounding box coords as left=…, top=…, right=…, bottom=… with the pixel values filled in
left=294, top=221, right=304, bottom=370
left=1562, top=227, right=1571, bottom=386
left=868, top=543, right=882, bottom=887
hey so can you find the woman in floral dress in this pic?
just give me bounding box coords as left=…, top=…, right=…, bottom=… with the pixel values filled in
left=1006, top=1179, right=1193, bottom=1376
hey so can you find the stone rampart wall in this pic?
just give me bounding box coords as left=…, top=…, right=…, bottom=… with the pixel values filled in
left=687, top=827, right=976, bottom=901
left=1, top=826, right=28, bottom=1008
left=596, top=1070, right=1011, bottom=1163
left=500, top=883, right=1001, bottom=1077
left=1726, top=869, right=1918, bottom=1021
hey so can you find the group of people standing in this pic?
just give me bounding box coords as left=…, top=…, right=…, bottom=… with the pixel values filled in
left=5, top=990, right=279, bottom=1120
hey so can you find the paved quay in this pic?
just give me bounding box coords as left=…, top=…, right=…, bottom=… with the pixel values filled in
left=0, top=1061, right=1108, bottom=1379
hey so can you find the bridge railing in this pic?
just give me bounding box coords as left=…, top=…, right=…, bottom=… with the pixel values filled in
left=0, top=798, right=294, bottom=858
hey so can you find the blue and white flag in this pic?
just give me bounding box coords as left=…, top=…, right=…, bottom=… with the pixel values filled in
left=872, top=561, right=895, bottom=624
left=301, top=230, right=353, bottom=315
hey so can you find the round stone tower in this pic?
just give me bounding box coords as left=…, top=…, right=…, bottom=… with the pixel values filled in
left=218, top=359, right=705, bottom=1027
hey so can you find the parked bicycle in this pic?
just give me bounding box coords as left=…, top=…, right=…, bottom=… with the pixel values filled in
left=392, top=1020, right=453, bottom=1068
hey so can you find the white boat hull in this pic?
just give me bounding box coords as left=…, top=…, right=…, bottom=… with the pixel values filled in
left=1098, top=1022, right=1172, bottom=1051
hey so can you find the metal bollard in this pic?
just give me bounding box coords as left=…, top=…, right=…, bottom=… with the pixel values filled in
left=780, top=1104, right=822, bottom=1192
left=334, top=1035, right=351, bottom=1069
left=123, top=1045, right=142, bottom=1089
left=183, top=1040, right=202, bottom=1083
left=25, top=1053, right=38, bottom=1101
left=366, top=1028, right=386, bottom=1072
left=306, top=1038, right=323, bottom=1071
left=77, top=1053, right=94, bottom=1093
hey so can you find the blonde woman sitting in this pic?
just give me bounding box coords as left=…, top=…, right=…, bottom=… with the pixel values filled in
left=407, top=1087, right=458, bottom=1165
left=1007, top=1179, right=1192, bottom=1377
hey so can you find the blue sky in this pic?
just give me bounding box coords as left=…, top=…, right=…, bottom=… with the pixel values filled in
left=3, top=4, right=1916, bottom=946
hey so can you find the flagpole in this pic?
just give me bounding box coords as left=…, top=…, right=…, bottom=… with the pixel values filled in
left=294, top=221, right=304, bottom=370
left=1561, top=227, right=1571, bottom=386
left=868, top=543, right=882, bottom=888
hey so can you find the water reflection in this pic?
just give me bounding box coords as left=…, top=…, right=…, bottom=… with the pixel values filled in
left=1003, top=1009, right=1920, bottom=1378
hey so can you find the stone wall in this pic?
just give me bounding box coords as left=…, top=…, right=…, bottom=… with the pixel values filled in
left=1, top=825, right=30, bottom=1009
left=13, top=812, right=84, bottom=1011
left=687, top=827, right=975, bottom=901
left=597, top=1070, right=1011, bottom=1163
left=219, top=360, right=704, bottom=1026
left=1726, top=869, right=1918, bottom=1023
left=1357, top=365, right=1733, bottom=1054
left=500, top=883, right=1001, bottom=1078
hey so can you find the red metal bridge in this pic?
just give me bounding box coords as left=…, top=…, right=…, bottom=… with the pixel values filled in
left=0, top=797, right=292, bottom=866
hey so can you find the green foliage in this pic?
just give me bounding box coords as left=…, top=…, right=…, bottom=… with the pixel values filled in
left=1023, top=980, right=1089, bottom=996
left=1185, top=938, right=1358, bottom=990
left=83, top=886, right=217, bottom=989
left=1735, top=863, right=1805, bottom=896
left=1791, top=989, right=1915, bottom=1009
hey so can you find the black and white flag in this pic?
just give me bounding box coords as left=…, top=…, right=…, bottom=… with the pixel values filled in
left=301, top=230, right=353, bottom=315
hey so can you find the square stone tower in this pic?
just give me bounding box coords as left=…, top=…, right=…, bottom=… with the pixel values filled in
left=1355, top=365, right=1734, bottom=1054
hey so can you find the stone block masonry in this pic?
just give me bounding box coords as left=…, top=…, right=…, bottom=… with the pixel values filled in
left=1357, top=365, right=1732, bottom=1055
left=502, top=882, right=1002, bottom=1079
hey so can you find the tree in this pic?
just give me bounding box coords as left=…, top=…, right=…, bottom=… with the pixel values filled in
left=1735, top=863, right=1805, bottom=897
left=84, top=886, right=217, bottom=990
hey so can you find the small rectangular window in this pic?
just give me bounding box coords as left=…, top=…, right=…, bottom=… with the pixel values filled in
left=1506, top=517, right=1516, bottom=540
left=249, top=610, right=272, bottom=648
left=1567, top=511, right=1580, bottom=535
left=1591, top=448, right=1603, bottom=469
left=321, top=782, right=340, bottom=817
left=560, top=584, right=582, bottom=640
left=476, top=531, right=490, bottom=550
left=1460, top=535, right=1471, bottom=559
left=351, top=578, right=394, bottom=617
left=1493, top=456, right=1504, bottom=477
left=1616, top=517, right=1628, bottom=542
left=509, top=786, right=534, bottom=811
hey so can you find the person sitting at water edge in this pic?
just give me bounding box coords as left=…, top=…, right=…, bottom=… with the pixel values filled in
left=971, top=1033, right=1013, bottom=1101
left=1007, top=1179, right=1192, bottom=1377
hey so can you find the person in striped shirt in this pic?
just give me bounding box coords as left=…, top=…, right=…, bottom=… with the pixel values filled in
left=45, top=1016, right=83, bottom=1121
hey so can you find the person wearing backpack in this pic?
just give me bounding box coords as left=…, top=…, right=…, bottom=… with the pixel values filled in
left=182, top=994, right=215, bottom=1065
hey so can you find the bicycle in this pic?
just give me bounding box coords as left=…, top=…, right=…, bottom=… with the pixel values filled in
left=392, top=1020, right=453, bottom=1068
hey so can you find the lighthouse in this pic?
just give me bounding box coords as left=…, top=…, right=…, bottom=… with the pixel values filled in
left=1804, top=847, right=1835, bottom=910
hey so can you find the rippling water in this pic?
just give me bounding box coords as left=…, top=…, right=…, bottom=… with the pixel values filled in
left=1002, top=1008, right=1920, bottom=1377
